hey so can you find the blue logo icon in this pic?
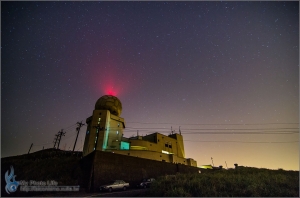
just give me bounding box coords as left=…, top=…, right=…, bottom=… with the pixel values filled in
left=5, top=166, right=19, bottom=194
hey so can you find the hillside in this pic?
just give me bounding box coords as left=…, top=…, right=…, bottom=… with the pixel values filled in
left=1, top=149, right=86, bottom=197
left=147, top=168, right=299, bottom=197
left=2, top=149, right=299, bottom=197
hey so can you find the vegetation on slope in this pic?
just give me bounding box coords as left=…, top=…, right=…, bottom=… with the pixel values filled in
left=1, top=149, right=84, bottom=196
left=147, top=168, right=299, bottom=197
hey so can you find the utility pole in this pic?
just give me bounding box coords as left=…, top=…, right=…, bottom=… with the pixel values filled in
left=73, top=121, right=85, bottom=152
left=225, top=161, right=228, bottom=169
left=53, top=133, right=59, bottom=148
left=211, top=157, right=214, bottom=166
left=28, top=143, right=33, bottom=154
left=179, top=126, right=181, bottom=135
left=57, top=129, right=66, bottom=150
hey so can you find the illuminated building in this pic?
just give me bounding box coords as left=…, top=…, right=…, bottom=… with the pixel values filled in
left=82, top=95, right=125, bottom=155
left=83, top=95, right=197, bottom=167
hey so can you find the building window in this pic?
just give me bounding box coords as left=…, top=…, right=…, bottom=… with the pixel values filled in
left=150, top=144, right=152, bottom=146
left=117, top=131, right=119, bottom=134
left=86, top=131, right=89, bottom=134
left=118, top=123, right=120, bottom=127
left=158, top=139, right=159, bottom=142
left=128, top=153, right=130, bottom=155
left=165, top=143, right=168, bottom=147
left=169, top=145, right=172, bottom=148
left=162, top=150, right=169, bottom=154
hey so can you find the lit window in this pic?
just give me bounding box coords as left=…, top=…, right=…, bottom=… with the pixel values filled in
left=118, top=123, right=120, bottom=127
left=162, top=150, right=169, bottom=154
left=117, top=131, right=119, bottom=134
left=94, top=148, right=95, bottom=150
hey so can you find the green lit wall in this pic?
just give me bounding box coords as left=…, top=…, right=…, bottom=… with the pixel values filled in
left=120, top=141, right=130, bottom=150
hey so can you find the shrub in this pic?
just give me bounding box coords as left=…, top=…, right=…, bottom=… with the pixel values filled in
left=147, top=168, right=299, bottom=197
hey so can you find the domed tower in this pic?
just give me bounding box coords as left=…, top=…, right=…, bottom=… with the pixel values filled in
left=83, top=95, right=126, bottom=157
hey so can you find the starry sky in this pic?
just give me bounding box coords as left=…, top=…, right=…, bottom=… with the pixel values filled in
left=1, top=1, right=299, bottom=170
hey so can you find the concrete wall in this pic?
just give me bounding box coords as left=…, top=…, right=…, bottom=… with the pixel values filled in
left=86, top=150, right=200, bottom=192
left=108, top=150, right=192, bottom=165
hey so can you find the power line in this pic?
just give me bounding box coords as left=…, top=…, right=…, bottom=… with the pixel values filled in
left=62, top=123, right=79, bottom=130
left=33, top=129, right=78, bottom=147
left=126, top=121, right=299, bottom=126
left=184, top=140, right=299, bottom=143
left=180, top=131, right=298, bottom=135
left=122, top=129, right=298, bottom=135
left=124, top=127, right=299, bottom=131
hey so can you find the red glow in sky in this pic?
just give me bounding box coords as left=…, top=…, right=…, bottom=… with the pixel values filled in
left=107, top=90, right=115, bottom=96
left=99, top=76, right=122, bottom=97
left=105, top=86, right=118, bottom=96
left=88, top=47, right=144, bottom=98
left=90, top=58, right=131, bottom=97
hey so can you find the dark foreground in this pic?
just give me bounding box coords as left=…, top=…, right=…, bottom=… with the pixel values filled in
left=8, top=188, right=149, bottom=197
left=146, top=168, right=299, bottom=197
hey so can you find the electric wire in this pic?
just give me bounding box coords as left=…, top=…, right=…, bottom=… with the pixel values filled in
left=184, top=140, right=299, bottom=143
left=126, top=121, right=299, bottom=126
left=32, top=119, right=299, bottom=148
left=125, top=127, right=299, bottom=130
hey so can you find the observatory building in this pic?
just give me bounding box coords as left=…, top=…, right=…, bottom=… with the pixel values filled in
left=82, top=95, right=197, bottom=167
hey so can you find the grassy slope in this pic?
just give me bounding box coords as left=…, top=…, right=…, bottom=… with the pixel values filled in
left=1, top=149, right=84, bottom=197
left=147, top=168, right=299, bottom=197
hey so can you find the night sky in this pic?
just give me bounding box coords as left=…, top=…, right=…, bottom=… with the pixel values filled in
left=1, top=1, right=299, bottom=170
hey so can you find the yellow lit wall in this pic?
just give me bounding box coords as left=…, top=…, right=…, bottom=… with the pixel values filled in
left=83, top=110, right=125, bottom=157
left=110, top=150, right=197, bottom=166
left=107, top=133, right=197, bottom=167
left=132, top=133, right=185, bottom=158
